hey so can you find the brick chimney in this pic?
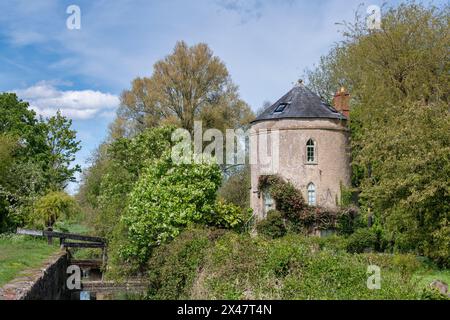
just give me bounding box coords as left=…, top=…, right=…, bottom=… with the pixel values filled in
left=333, top=87, right=350, bottom=118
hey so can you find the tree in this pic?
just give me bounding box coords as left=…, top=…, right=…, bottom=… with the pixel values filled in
left=118, top=41, right=254, bottom=134
left=113, top=152, right=222, bottom=270
left=0, top=93, right=47, bottom=158
left=43, top=110, right=81, bottom=190
left=0, top=94, right=81, bottom=230
left=305, top=2, right=449, bottom=265
left=32, top=191, right=78, bottom=228
left=218, top=165, right=251, bottom=209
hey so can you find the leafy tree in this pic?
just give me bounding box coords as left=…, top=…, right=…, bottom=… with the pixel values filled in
left=118, top=41, right=254, bottom=134
left=305, top=2, right=450, bottom=265
left=32, top=191, right=79, bottom=228
left=0, top=94, right=81, bottom=230
left=114, top=152, right=222, bottom=269
left=0, top=93, right=47, bottom=158
left=218, top=165, right=251, bottom=209
left=43, top=110, right=81, bottom=190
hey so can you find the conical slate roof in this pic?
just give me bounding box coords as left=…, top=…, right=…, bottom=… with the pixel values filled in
left=252, top=84, right=346, bottom=123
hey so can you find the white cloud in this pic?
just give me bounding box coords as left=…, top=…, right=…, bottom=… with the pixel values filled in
left=15, top=81, right=120, bottom=120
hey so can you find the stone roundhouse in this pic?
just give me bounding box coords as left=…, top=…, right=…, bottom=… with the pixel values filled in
left=250, top=83, right=351, bottom=220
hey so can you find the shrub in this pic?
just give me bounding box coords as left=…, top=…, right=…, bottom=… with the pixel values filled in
left=346, top=228, right=382, bottom=253
left=258, top=175, right=306, bottom=222
left=116, top=153, right=222, bottom=267
left=147, top=227, right=214, bottom=300
left=336, top=206, right=362, bottom=235
left=420, top=287, right=450, bottom=300
left=256, top=210, right=286, bottom=239
left=206, top=200, right=249, bottom=231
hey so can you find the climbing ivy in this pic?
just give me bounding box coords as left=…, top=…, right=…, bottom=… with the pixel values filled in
left=257, top=175, right=358, bottom=232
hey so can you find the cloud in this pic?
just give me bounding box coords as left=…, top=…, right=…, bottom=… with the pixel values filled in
left=15, top=81, right=120, bottom=120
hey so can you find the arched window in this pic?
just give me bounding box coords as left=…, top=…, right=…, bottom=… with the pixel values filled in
left=306, top=139, right=316, bottom=163
left=263, top=188, right=274, bottom=217
left=307, top=183, right=316, bottom=206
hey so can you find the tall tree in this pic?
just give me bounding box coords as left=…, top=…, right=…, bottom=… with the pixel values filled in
left=118, top=41, right=254, bottom=135
left=43, top=111, right=81, bottom=190
left=306, top=2, right=450, bottom=265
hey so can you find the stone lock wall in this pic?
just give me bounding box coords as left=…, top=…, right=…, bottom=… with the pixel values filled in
left=0, top=251, right=70, bottom=300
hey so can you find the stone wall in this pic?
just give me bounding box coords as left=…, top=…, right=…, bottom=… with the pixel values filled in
left=250, top=118, right=351, bottom=220
left=0, top=250, right=70, bottom=300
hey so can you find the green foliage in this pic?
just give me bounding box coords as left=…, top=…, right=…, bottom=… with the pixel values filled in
left=147, top=227, right=213, bottom=300
left=258, top=175, right=306, bottom=223
left=420, top=287, right=450, bottom=300
left=207, top=200, right=249, bottom=231
left=306, top=2, right=450, bottom=266
left=43, top=111, right=81, bottom=190
left=256, top=210, right=286, bottom=239
left=32, top=191, right=79, bottom=228
left=143, top=227, right=449, bottom=300
left=346, top=228, right=386, bottom=254
left=119, top=41, right=254, bottom=134
left=257, top=175, right=357, bottom=233
left=116, top=152, right=222, bottom=267
left=336, top=206, right=363, bottom=235
left=201, top=232, right=418, bottom=299
left=0, top=93, right=47, bottom=158
left=218, top=166, right=251, bottom=209
left=76, top=126, right=177, bottom=240
left=0, top=94, right=81, bottom=231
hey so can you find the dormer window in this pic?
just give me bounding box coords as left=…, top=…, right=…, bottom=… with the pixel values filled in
left=274, top=103, right=288, bottom=114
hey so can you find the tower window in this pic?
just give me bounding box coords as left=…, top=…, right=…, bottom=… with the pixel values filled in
left=307, top=183, right=316, bottom=206
left=263, top=188, right=274, bottom=217
left=274, top=103, right=288, bottom=114
left=306, top=139, right=316, bottom=163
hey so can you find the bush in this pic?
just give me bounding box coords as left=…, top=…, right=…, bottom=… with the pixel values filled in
left=206, top=200, right=249, bottom=231
left=346, top=228, right=385, bottom=253
left=256, top=210, right=286, bottom=239
left=147, top=227, right=214, bottom=300
left=116, top=153, right=222, bottom=267
left=141, top=229, right=424, bottom=300
left=337, top=206, right=363, bottom=235
left=420, top=287, right=450, bottom=300
left=258, top=175, right=306, bottom=222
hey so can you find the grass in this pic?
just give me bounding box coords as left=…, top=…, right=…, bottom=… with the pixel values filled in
left=0, top=234, right=59, bottom=287
left=414, top=268, right=450, bottom=288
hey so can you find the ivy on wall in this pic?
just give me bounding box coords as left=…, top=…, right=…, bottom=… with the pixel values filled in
left=257, top=175, right=359, bottom=232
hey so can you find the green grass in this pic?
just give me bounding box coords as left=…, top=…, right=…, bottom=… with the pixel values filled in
left=414, top=268, right=450, bottom=288
left=0, top=234, right=59, bottom=287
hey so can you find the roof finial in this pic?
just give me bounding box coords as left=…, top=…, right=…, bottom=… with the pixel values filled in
left=297, top=79, right=304, bottom=86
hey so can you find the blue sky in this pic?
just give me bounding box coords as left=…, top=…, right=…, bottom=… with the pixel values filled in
left=0, top=0, right=441, bottom=193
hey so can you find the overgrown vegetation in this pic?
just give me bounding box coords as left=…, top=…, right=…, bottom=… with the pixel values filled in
left=257, top=175, right=360, bottom=235
left=306, top=1, right=450, bottom=267
left=71, top=2, right=449, bottom=299
left=144, top=227, right=447, bottom=300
